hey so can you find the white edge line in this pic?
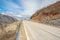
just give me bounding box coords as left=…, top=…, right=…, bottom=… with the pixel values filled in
left=23, top=21, right=30, bottom=40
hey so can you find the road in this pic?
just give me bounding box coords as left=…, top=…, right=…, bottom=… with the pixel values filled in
left=16, top=20, right=60, bottom=40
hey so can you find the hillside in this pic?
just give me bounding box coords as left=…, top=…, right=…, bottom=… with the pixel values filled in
left=0, top=14, right=17, bottom=24
left=0, top=14, right=18, bottom=40
left=31, top=1, right=60, bottom=26
left=0, top=21, right=21, bottom=40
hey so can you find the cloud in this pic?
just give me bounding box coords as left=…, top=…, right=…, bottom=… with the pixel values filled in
left=20, top=0, right=59, bottom=17
left=1, top=0, right=60, bottom=20
left=20, top=0, right=40, bottom=16
left=4, top=0, right=21, bottom=10
left=0, top=9, right=2, bottom=10
left=0, top=0, right=23, bottom=13
left=1, top=11, right=24, bottom=20
left=2, top=12, right=23, bottom=17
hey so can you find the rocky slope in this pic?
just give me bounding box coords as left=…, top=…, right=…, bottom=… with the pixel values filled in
left=31, top=1, right=60, bottom=27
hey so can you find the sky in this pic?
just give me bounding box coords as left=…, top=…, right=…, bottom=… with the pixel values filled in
left=0, top=0, right=59, bottom=19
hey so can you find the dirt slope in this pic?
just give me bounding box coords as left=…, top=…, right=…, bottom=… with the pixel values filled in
left=31, top=1, right=60, bottom=26
left=0, top=21, right=21, bottom=40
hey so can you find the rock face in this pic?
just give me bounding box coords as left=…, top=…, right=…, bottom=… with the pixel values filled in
left=31, top=1, right=60, bottom=26
left=0, top=14, right=18, bottom=40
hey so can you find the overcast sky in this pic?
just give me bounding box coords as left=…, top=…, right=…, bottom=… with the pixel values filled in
left=0, top=0, right=59, bottom=19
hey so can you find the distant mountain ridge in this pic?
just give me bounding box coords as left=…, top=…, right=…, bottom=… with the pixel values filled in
left=31, top=1, right=60, bottom=26
left=0, top=14, right=17, bottom=24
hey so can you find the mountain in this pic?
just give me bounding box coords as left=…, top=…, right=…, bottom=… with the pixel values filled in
left=31, top=1, right=60, bottom=26
left=0, top=14, right=17, bottom=24
left=0, top=14, right=18, bottom=40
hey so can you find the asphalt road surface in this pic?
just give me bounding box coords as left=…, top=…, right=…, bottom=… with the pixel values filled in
left=16, top=20, right=60, bottom=40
